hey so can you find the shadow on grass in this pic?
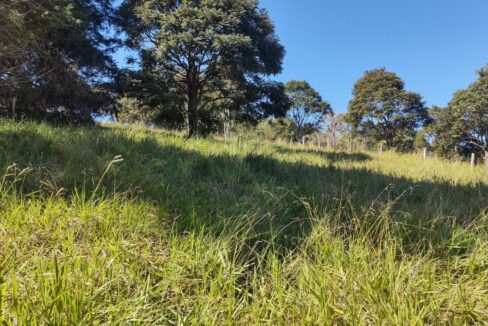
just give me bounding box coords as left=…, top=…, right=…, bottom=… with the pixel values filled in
left=274, top=145, right=373, bottom=162
left=1, top=124, right=487, bottom=257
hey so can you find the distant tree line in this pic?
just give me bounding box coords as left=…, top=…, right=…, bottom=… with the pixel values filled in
left=0, top=0, right=486, bottom=161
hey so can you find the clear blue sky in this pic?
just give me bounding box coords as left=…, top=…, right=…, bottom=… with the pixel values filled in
left=260, top=0, right=488, bottom=112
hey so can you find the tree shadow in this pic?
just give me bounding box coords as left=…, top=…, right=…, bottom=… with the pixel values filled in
left=274, top=145, right=372, bottom=162
left=1, top=125, right=487, bottom=259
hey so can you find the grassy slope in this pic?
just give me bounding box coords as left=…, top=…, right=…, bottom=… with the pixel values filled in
left=0, top=120, right=487, bottom=325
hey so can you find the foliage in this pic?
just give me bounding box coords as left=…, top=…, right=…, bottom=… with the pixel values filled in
left=228, top=119, right=293, bottom=143
left=427, top=106, right=461, bottom=158
left=255, top=119, right=294, bottom=141
left=429, top=67, right=488, bottom=160
left=115, top=70, right=186, bottom=129
left=284, top=80, right=332, bottom=141
left=116, top=96, right=156, bottom=125
left=0, top=120, right=487, bottom=324
left=346, top=69, right=429, bottom=151
left=413, top=129, right=429, bottom=151
left=0, top=0, right=116, bottom=123
left=449, top=70, right=488, bottom=158
left=117, top=0, right=287, bottom=136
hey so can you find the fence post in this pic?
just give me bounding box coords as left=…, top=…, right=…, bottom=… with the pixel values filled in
left=317, top=138, right=321, bottom=148
left=348, top=141, right=353, bottom=153
left=379, top=143, right=384, bottom=155
left=485, top=150, right=488, bottom=170
left=471, top=153, right=476, bottom=169
left=423, top=147, right=428, bottom=160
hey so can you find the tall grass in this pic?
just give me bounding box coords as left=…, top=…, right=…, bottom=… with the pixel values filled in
left=0, top=120, right=487, bottom=324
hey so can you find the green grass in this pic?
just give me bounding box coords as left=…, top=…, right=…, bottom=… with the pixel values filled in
left=0, top=120, right=487, bottom=325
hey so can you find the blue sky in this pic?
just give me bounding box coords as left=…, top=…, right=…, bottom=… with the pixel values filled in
left=259, top=0, right=488, bottom=112
left=113, top=0, right=488, bottom=113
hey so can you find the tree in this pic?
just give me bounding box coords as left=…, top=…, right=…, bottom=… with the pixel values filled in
left=413, top=129, right=429, bottom=151
left=447, top=69, right=488, bottom=160
left=322, top=113, right=349, bottom=148
left=426, top=106, right=460, bottom=158
left=428, top=65, right=488, bottom=162
left=284, top=80, right=332, bottom=142
left=0, top=0, right=116, bottom=122
left=345, top=69, right=429, bottom=151
left=118, top=0, right=287, bottom=137
left=114, top=69, right=186, bottom=128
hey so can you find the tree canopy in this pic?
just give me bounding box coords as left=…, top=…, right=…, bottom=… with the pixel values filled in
left=345, top=69, right=429, bottom=151
left=2, top=0, right=486, bottom=158
left=430, top=68, right=488, bottom=159
left=117, top=0, right=287, bottom=136
left=0, top=0, right=117, bottom=122
left=284, top=80, right=332, bottom=141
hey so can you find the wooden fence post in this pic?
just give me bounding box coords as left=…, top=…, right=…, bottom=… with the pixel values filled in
left=471, top=153, right=476, bottom=169
left=423, top=147, right=428, bottom=160
left=348, top=141, right=353, bottom=153
left=379, top=144, right=384, bottom=155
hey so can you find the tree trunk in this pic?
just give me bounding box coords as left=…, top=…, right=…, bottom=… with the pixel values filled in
left=187, top=81, right=199, bottom=138
left=11, top=96, right=17, bottom=120
left=296, top=129, right=303, bottom=145
left=188, top=104, right=198, bottom=138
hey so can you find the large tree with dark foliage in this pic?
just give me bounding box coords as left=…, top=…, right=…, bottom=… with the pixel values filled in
left=426, top=106, right=461, bottom=158
left=346, top=69, right=429, bottom=151
left=115, top=69, right=186, bottom=128
left=0, top=0, right=116, bottom=123
left=117, top=0, right=288, bottom=136
left=430, top=66, right=488, bottom=161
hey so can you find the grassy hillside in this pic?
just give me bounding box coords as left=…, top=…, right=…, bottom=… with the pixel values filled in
left=0, top=120, right=487, bottom=325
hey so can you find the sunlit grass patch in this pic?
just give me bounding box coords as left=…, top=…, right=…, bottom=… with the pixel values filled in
left=0, top=120, right=487, bottom=324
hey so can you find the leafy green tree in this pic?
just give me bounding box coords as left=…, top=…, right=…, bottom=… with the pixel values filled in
left=426, top=106, right=461, bottom=158
left=248, top=119, right=292, bottom=141
left=428, top=65, right=488, bottom=161
left=284, top=80, right=332, bottom=142
left=0, top=0, right=116, bottom=122
left=413, top=129, right=429, bottom=151
left=115, top=69, right=186, bottom=128
left=345, top=69, right=429, bottom=151
left=118, top=0, right=287, bottom=137
left=447, top=69, right=488, bottom=159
